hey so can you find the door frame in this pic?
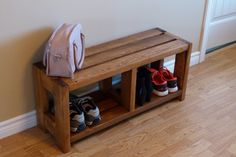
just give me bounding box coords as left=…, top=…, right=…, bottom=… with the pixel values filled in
left=199, top=0, right=214, bottom=62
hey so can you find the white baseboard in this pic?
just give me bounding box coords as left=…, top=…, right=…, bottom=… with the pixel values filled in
left=0, top=51, right=200, bottom=139
left=190, top=51, right=201, bottom=66
left=0, top=111, right=36, bottom=139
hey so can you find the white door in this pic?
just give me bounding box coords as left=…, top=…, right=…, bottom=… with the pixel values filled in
left=207, top=0, right=236, bottom=49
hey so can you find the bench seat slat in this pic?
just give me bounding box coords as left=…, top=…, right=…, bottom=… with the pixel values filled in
left=83, top=33, right=175, bottom=69
left=64, top=40, right=189, bottom=90
left=86, top=28, right=163, bottom=57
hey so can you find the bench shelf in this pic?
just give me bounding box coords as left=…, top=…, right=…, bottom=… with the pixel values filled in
left=33, top=28, right=192, bottom=153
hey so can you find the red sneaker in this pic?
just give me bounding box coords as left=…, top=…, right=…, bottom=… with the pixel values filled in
left=160, top=67, right=178, bottom=93
left=148, top=68, right=168, bottom=97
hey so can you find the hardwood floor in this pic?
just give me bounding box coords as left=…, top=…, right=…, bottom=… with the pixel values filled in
left=1, top=44, right=236, bottom=157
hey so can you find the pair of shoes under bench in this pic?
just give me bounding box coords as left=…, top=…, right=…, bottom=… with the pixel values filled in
left=148, top=67, right=178, bottom=97
left=69, top=94, right=101, bottom=133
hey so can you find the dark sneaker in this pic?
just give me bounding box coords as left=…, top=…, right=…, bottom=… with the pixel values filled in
left=78, top=97, right=101, bottom=126
left=160, top=67, right=178, bottom=93
left=69, top=95, right=86, bottom=133
left=148, top=68, right=168, bottom=97
left=141, top=66, right=153, bottom=102
left=136, top=66, right=153, bottom=106
left=136, top=76, right=147, bottom=106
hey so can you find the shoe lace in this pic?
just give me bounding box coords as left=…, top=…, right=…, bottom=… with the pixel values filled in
left=154, top=71, right=166, bottom=84
left=146, top=67, right=166, bottom=84
left=159, top=66, right=174, bottom=79
left=77, top=96, right=92, bottom=106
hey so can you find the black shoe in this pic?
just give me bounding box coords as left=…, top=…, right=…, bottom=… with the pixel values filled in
left=142, top=67, right=153, bottom=102
left=136, top=66, right=153, bottom=106
left=136, top=77, right=147, bottom=106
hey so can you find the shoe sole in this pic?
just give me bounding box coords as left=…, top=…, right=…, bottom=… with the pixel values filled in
left=71, top=127, right=78, bottom=133
left=153, top=89, right=168, bottom=97
left=86, top=117, right=101, bottom=126
left=168, top=86, right=178, bottom=93
left=77, top=123, right=86, bottom=132
left=70, top=123, right=86, bottom=133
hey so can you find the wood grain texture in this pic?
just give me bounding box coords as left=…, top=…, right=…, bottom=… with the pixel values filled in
left=85, top=28, right=163, bottom=57
left=65, top=40, right=188, bottom=91
left=174, top=43, right=192, bottom=100
left=83, top=34, right=175, bottom=69
left=3, top=45, right=236, bottom=156
left=32, top=66, right=48, bottom=131
left=53, top=84, right=70, bottom=153
left=121, top=69, right=137, bottom=111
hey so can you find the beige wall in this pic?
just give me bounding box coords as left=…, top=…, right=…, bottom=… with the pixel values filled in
left=0, top=0, right=206, bottom=122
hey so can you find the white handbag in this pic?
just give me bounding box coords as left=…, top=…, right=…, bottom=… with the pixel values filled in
left=43, top=23, right=85, bottom=78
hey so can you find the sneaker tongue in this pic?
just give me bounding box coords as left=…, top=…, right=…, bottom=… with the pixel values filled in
left=83, top=103, right=93, bottom=112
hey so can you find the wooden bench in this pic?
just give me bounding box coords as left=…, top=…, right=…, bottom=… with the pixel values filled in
left=33, top=28, right=192, bottom=153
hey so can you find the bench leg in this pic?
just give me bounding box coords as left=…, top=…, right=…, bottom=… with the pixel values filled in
left=33, top=67, right=48, bottom=131
left=54, top=85, right=71, bottom=153
left=121, top=69, right=137, bottom=111
left=174, top=44, right=192, bottom=101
